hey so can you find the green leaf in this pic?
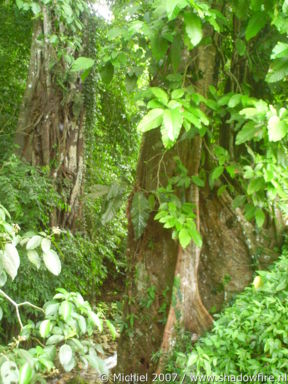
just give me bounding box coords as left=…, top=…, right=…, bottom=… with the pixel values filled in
left=266, top=58, right=288, bottom=83
left=211, top=166, right=224, bottom=182
left=171, top=89, right=185, bottom=99
left=100, top=61, right=114, bottom=84
left=131, top=192, right=151, bottom=240
left=165, top=0, right=188, bottom=20
left=268, top=116, right=288, bottom=142
left=31, top=2, right=41, bottom=14
left=271, top=42, right=288, bottom=60
left=137, top=108, right=164, bottom=133
left=46, top=335, right=65, bottom=345
left=89, top=311, right=103, bottom=332
left=255, top=208, right=265, bottom=227
left=235, top=122, right=261, bottom=145
left=70, top=57, right=94, bottom=72
left=245, top=12, right=267, bottom=41
left=0, top=271, right=7, bottom=288
left=59, top=301, right=72, bottom=322
left=2, top=244, right=20, bottom=281
left=41, top=238, right=51, bottom=253
left=150, top=88, right=169, bottom=105
left=179, top=228, right=191, bottom=248
left=27, top=250, right=41, bottom=269
left=235, top=39, right=246, bottom=56
left=59, top=345, right=73, bottom=367
left=189, top=227, right=202, bottom=247
left=19, top=363, right=32, bottom=384
left=26, top=235, right=42, bottom=250
left=151, top=35, right=169, bottom=61
left=191, top=175, right=205, bottom=187
left=39, top=320, right=52, bottom=338
left=1, top=361, right=19, bottom=384
left=184, top=12, right=203, bottom=46
left=44, top=302, right=59, bottom=317
left=247, top=177, right=264, bottom=195
left=161, top=108, right=183, bottom=147
left=228, top=94, right=242, bottom=108
left=42, top=250, right=61, bottom=276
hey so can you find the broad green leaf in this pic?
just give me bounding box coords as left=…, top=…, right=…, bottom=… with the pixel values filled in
left=19, top=363, right=32, bottom=384
left=41, top=238, right=51, bottom=253
left=59, top=345, right=73, bottom=367
left=235, top=122, right=261, bottom=145
left=211, top=166, right=224, bottom=182
left=150, top=88, right=169, bottom=105
left=89, top=311, right=103, bottom=332
left=59, top=301, right=72, bottom=322
left=77, top=315, right=87, bottom=334
left=1, top=361, right=19, bottom=384
left=70, top=57, right=94, bottom=72
left=165, top=0, right=188, bottom=20
left=39, top=320, right=52, bottom=338
left=31, top=2, right=41, bottom=14
left=266, top=58, right=288, bottom=83
left=255, top=208, right=265, bottom=227
left=184, top=12, right=203, bottom=46
left=171, top=89, right=185, bottom=99
left=247, top=177, right=265, bottom=195
left=151, top=35, right=169, bottom=61
left=26, top=235, right=42, bottom=250
left=0, top=307, right=3, bottom=321
left=137, top=108, right=164, bottom=133
left=62, top=358, right=75, bottom=373
left=191, top=175, right=205, bottom=187
left=0, top=271, right=6, bottom=288
left=27, top=250, right=41, bottom=269
left=179, top=228, right=191, bottom=248
left=100, top=61, right=114, bottom=84
left=46, top=335, right=65, bottom=345
left=42, top=250, right=61, bottom=276
left=235, top=39, right=246, bottom=56
left=44, top=302, right=59, bottom=317
left=271, top=42, right=288, bottom=60
left=268, top=116, right=288, bottom=142
left=189, top=227, right=202, bottom=247
left=245, top=12, right=267, bottom=40
left=161, top=108, right=183, bottom=147
left=131, top=192, right=151, bottom=240
left=228, top=94, right=242, bottom=108
left=2, top=244, right=20, bottom=280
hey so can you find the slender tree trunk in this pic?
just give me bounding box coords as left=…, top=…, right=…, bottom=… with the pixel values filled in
left=15, top=12, right=85, bottom=228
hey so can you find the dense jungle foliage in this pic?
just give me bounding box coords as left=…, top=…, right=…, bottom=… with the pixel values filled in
left=1, top=0, right=288, bottom=382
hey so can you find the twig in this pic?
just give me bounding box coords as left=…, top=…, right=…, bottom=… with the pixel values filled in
left=0, top=289, right=44, bottom=330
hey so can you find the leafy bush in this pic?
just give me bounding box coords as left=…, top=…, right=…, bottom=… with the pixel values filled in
left=0, top=203, right=111, bottom=383
left=168, top=245, right=288, bottom=382
left=0, top=155, right=61, bottom=230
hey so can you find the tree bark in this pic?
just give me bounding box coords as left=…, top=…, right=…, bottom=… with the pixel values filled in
left=117, top=37, right=278, bottom=378
left=15, top=11, right=85, bottom=229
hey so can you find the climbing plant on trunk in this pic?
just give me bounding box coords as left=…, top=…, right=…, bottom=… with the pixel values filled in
left=111, top=0, right=288, bottom=376
left=15, top=0, right=94, bottom=228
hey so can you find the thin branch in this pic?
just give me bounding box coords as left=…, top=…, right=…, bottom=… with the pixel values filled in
left=0, top=289, right=44, bottom=330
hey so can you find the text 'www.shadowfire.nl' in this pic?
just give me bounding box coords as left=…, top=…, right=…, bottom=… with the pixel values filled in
left=99, top=373, right=288, bottom=383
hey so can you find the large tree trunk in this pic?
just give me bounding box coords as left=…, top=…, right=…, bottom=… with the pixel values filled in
left=117, top=36, right=278, bottom=377
left=15, top=10, right=85, bottom=228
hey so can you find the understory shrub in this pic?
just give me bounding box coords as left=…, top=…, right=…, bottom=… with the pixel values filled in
left=167, top=244, right=288, bottom=383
